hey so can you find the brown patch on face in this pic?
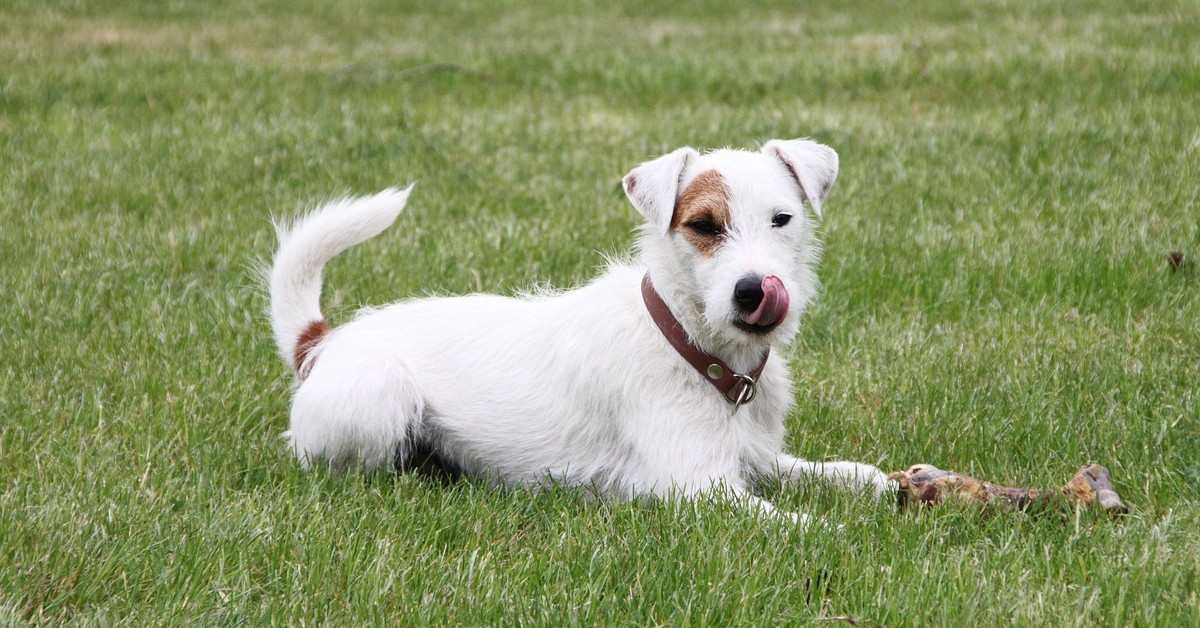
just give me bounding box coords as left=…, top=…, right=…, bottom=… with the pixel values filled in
left=670, top=169, right=730, bottom=257
left=293, top=319, right=330, bottom=376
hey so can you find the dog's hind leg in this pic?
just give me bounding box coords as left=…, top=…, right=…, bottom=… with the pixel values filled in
left=285, top=353, right=425, bottom=474
left=772, top=453, right=893, bottom=498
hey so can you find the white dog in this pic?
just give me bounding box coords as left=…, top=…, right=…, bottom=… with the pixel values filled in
left=269, top=139, right=890, bottom=524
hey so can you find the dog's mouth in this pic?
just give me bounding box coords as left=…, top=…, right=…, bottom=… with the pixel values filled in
left=734, top=275, right=789, bottom=335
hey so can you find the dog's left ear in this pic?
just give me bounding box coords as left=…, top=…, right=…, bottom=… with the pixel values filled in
left=623, top=146, right=700, bottom=235
left=762, top=139, right=839, bottom=220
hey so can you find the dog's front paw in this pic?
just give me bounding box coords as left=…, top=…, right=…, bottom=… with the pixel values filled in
left=839, top=463, right=894, bottom=499
left=852, top=464, right=896, bottom=500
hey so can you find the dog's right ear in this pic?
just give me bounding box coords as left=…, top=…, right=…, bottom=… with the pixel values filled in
left=622, top=147, right=699, bottom=235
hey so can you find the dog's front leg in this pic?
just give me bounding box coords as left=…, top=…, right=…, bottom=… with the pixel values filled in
left=736, top=492, right=814, bottom=527
left=683, top=482, right=814, bottom=527
left=772, top=453, right=893, bottom=498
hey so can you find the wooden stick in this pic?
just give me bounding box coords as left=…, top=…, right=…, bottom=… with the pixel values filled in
left=886, top=464, right=1128, bottom=514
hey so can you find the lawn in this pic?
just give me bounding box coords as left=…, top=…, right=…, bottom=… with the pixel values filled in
left=2, top=0, right=1198, bottom=624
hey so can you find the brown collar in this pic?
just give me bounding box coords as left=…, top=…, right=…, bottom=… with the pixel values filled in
left=641, top=274, right=769, bottom=406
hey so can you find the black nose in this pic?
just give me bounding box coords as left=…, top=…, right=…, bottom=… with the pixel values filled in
left=733, top=276, right=764, bottom=312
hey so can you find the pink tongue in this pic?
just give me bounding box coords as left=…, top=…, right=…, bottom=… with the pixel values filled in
left=744, top=275, right=789, bottom=326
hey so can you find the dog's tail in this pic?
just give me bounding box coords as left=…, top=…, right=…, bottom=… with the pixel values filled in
left=269, top=186, right=413, bottom=374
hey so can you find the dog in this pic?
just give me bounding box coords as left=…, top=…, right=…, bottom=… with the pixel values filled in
left=268, top=139, right=890, bottom=524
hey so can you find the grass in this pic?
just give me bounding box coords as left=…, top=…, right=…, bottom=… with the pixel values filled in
left=2, top=0, right=1198, bottom=624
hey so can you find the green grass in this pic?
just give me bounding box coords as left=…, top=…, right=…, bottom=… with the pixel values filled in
left=2, top=0, right=1199, bottom=624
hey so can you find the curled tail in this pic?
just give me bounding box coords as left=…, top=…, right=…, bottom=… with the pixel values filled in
left=269, top=185, right=413, bottom=374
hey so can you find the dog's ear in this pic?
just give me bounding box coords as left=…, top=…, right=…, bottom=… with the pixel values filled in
left=622, top=146, right=699, bottom=235
left=762, top=139, right=839, bottom=220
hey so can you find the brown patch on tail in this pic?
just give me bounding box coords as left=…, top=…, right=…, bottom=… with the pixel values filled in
left=293, top=320, right=330, bottom=376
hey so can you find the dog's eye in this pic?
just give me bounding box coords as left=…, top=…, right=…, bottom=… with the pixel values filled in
left=771, top=213, right=794, bottom=228
left=687, top=220, right=724, bottom=237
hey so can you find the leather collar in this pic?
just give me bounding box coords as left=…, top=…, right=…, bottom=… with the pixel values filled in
left=641, top=274, right=769, bottom=406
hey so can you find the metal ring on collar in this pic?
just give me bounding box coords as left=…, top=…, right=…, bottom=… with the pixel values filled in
left=730, top=373, right=757, bottom=406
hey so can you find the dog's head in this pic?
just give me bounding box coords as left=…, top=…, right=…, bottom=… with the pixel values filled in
left=623, top=139, right=837, bottom=358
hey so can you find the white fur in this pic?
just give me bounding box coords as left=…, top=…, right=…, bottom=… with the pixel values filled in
left=268, top=139, right=890, bottom=524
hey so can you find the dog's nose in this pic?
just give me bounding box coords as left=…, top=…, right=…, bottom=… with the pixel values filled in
left=733, top=276, right=764, bottom=312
